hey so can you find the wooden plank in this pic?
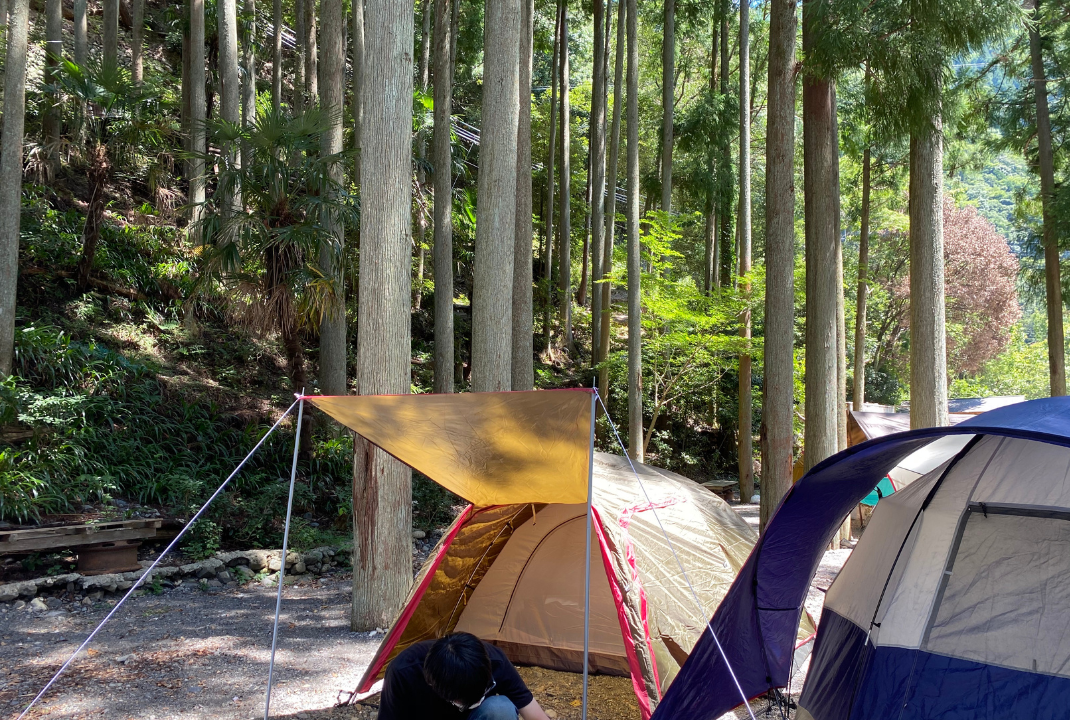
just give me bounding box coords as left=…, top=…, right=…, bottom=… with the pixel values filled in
left=0, top=520, right=161, bottom=554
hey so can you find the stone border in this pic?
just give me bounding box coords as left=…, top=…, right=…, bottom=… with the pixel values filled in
left=0, top=546, right=353, bottom=607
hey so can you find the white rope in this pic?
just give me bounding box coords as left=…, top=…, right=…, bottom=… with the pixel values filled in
left=596, top=391, right=757, bottom=720
left=16, top=398, right=301, bottom=720
left=264, top=395, right=305, bottom=718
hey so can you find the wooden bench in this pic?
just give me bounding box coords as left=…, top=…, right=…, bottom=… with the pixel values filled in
left=0, top=520, right=162, bottom=575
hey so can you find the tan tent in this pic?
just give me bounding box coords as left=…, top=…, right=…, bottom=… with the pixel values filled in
left=351, top=452, right=816, bottom=718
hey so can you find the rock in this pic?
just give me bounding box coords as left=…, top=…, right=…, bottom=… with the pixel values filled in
left=206, top=579, right=223, bottom=589
left=233, top=566, right=254, bottom=582
left=268, top=556, right=282, bottom=572
left=115, top=654, right=134, bottom=664
left=28, top=598, right=48, bottom=612
left=303, top=550, right=323, bottom=564
left=0, top=584, right=22, bottom=603
left=44, top=610, right=66, bottom=617
left=225, top=581, right=237, bottom=588
left=244, top=550, right=273, bottom=571
left=81, top=597, right=92, bottom=606
left=44, top=597, right=62, bottom=610
left=115, top=580, right=133, bottom=591
left=307, top=563, right=321, bottom=574
left=216, top=571, right=233, bottom=584
left=88, top=591, right=103, bottom=601
left=292, top=561, right=306, bottom=575
left=412, top=530, right=426, bottom=540
left=179, top=558, right=224, bottom=578
left=12, top=600, right=25, bottom=610
left=81, top=575, right=120, bottom=593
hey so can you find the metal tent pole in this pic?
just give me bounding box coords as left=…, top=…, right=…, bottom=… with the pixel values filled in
left=582, top=387, right=597, bottom=720
left=264, top=393, right=305, bottom=719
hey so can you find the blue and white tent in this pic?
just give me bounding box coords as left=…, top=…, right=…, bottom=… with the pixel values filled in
left=653, top=396, right=1070, bottom=720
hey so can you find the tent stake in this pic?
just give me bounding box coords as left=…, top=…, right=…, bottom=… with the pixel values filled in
left=265, top=393, right=305, bottom=719
left=582, top=388, right=597, bottom=720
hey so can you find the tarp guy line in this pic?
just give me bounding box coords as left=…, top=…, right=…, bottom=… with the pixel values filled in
left=596, top=392, right=757, bottom=720
left=265, top=394, right=306, bottom=718
left=16, top=397, right=302, bottom=720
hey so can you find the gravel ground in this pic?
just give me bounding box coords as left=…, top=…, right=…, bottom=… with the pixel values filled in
left=0, top=572, right=381, bottom=720
left=0, top=508, right=854, bottom=720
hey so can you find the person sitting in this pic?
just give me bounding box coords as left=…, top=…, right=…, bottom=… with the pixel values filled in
left=377, top=631, right=552, bottom=719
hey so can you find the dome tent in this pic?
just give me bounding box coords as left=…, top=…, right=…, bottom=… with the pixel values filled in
left=652, top=397, right=1070, bottom=720
left=352, top=452, right=814, bottom=719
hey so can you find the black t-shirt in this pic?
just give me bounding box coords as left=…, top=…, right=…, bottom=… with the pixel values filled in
left=377, top=640, right=534, bottom=720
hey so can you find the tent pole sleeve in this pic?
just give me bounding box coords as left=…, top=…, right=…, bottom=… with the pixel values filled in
left=265, top=394, right=305, bottom=719
left=582, top=389, right=597, bottom=720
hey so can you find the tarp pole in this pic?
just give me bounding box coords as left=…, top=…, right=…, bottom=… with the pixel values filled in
left=264, top=393, right=305, bottom=719
left=582, top=388, right=597, bottom=720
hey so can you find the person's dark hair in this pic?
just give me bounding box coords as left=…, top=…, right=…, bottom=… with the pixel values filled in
left=423, top=632, right=493, bottom=705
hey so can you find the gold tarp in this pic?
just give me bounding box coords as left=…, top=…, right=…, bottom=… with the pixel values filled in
left=306, top=390, right=594, bottom=506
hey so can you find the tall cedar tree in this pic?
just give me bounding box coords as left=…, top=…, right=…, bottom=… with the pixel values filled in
left=352, top=0, right=414, bottom=630
left=557, top=3, right=573, bottom=350
left=0, top=0, right=28, bottom=376
left=319, top=0, right=347, bottom=398
left=626, top=0, right=641, bottom=461
left=512, top=0, right=535, bottom=390
left=802, top=0, right=840, bottom=470
left=737, top=0, right=753, bottom=502
left=432, top=0, right=454, bottom=393
left=598, top=0, right=624, bottom=400
left=589, top=0, right=606, bottom=365
left=660, top=0, right=673, bottom=212
left=1028, top=0, right=1065, bottom=396
left=761, top=0, right=797, bottom=532
left=471, top=0, right=520, bottom=391
left=543, top=2, right=561, bottom=349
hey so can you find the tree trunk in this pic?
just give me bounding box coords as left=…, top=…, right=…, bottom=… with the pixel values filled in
left=189, top=0, right=206, bottom=233
left=352, top=0, right=414, bottom=631
left=660, top=0, right=673, bottom=212
left=318, top=0, right=347, bottom=397
left=294, top=0, right=306, bottom=110
left=833, top=85, right=847, bottom=454
left=853, top=145, right=870, bottom=409
left=589, top=0, right=605, bottom=366
left=1029, top=0, right=1065, bottom=396
left=449, top=0, right=459, bottom=86
left=413, top=0, right=431, bottom=311
left=272, top=0, right=281, bottom=111
left=131, top=0, right=144, bottom=83
left=432, top=0, right=452, bottom=393
left=557, top=3, right=572, bottom=350
left=511, top=0, right=534, bottom=390
left=352, top=0, right=363, bottom=183
left=0, top=0, right=28, bottom=376
left=626, top=0, right=641, bottom=462
left=802, top=0, right=838, bottom=471
left=717, top=0, right=731, bottom=289
left=760, top=0, right=797, bottom=532
left=74, top=0, right=87, bottom=67
left=543, top=0, right=561, bottom=348
left=77, top=146, right=109, bottom=291
left=908, top=109, right=948, bottom=429
left=103, top=0, right=118, bottom=73
left=471, top=0, right=520, bottom=391
left=219, top=0, right=241, bottom=211
left=598, top=0, right=622, bottom=399
left=737, top=0, right=752, bottom=504
left=43, top=0, right=62, bottom=178
left=242, top=0, right=256, bottom=171
left=304, top=0, right=317, bottom=104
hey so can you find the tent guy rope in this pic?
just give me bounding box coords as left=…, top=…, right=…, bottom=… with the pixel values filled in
left=15, top=397, right=301, bottom=720
left=596, top=391, right=758, bottom=720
